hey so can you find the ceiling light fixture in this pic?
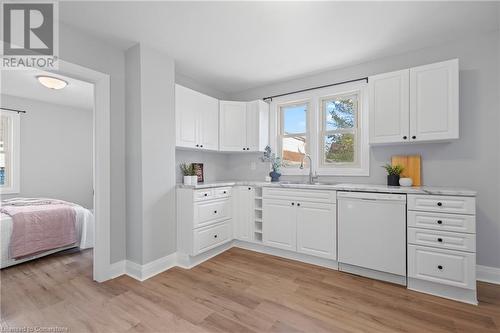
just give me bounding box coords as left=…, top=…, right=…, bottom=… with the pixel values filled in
left=37, top=76, right=68, bottom=90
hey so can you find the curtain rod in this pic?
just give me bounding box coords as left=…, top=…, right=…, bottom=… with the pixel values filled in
left=0, top=107, right=27, bottom=114
left=262, top=77, right=368, bottom=102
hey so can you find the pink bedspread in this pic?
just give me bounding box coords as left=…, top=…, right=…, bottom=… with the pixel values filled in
left=1, top=203, right=77, bottom=259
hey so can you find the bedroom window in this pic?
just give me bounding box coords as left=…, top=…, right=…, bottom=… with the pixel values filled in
left=0, top=113, right=20, bottom=194
left=278, top=102, right=309, bottom=169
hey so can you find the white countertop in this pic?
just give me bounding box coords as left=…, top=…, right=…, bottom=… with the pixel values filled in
left=177, top=181, right=477, bottom=196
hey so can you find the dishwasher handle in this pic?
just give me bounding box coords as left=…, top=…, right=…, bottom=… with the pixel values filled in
left=337, top=191, right=407, bottom=202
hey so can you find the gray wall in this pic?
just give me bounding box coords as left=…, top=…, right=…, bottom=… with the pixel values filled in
left=227, top=31, right=500, bottom=269
left=126, top=43, right=176, bottom=265
left=1, top=95, right=93, bottom=208
left=59, top=21, right=126, bottom=264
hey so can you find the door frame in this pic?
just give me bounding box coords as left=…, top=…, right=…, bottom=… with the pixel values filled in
left=48, top=59, right=111, bottom=282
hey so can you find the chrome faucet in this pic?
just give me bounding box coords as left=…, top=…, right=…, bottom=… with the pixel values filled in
left=300, top=154, right=319, bottom=184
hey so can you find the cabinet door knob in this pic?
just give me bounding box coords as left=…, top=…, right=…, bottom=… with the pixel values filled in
left=248, top=187, right=251, bottom=190
left=437, top=202, right=443, bottom=207
left=412, top=136, right=417, bottom=139
left=204, top=193, right=208, bottom=197
left=437, top=220, right=443, bottom=224
left=242, top=148, right=246, bottom=151
left=200, top=145, right=203, bottom=148
left=291, top=202, right=295, bottom=206
left=223, top=191, right=226, bottom=194
left=437, top=238, right=443, bottom=242
left=403, top=136, right=407, bottom=140
left=297, top=203, right=301, bottom=207
left=214, top=210, right=217, bottom=214
left=214, top=234, right=218, bottom=238
left=196, top=144, right=199, bottom=147
left=437, top=265, right=443, bottom=270
left=247, top=147, right=250, bottom=150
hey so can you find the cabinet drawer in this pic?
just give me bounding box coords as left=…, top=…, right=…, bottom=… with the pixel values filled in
left=194, top=199, right=231, bottom=228
left=407, top=211, right=475, bottom=233
left=214, top=187, right=231, bottom=198
left=193, top=222, right=231, bottom=255
left=194, top=189, right=214, bottom=201
left=408, top=194, right=475, bottom=215
left=408, top=245, right=475, bottom=289
left=263, top=187, right=336, bottom=203
left=408, top=228, right=475, bottom=252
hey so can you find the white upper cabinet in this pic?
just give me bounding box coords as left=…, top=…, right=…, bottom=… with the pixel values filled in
left=369, top=69, right=410, bottom=144
left=175, top=84, right=219, bottom=150
left=369, top=59, right=459, bottom=144
left=219, top=101, right=247, bottom=151
left=219, top=100, right=269, bottom=152
left=410, top=59, right=459, bottom=142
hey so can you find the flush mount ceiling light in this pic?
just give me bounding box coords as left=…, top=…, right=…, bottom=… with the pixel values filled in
left=37, top=76, right=68, bottom=90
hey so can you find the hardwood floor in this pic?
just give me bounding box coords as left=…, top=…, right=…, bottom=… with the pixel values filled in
left=2, top=247, right=500, bottom=333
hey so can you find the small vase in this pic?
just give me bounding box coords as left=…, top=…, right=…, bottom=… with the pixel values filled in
left=269, top=171, right=281, bottom=182
left=183, top=176, right=192, bottom=185
left=387, top=174, right=400, bottom=186
left=190, top=175, right=198, bottom=185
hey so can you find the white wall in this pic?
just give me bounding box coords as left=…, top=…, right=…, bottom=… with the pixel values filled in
left=1, top=95, right=93, bottom=208
left=126, top=43, right=176, bottom=265
left=175, top=150, right=230, bottom=183
left=59, top=21, right=126, bottom=263
left=228, top=31, right=500, bottom=269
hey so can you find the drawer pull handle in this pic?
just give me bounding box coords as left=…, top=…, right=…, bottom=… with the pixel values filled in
left=291, top=202, right=295, bottom=206
left=223, top=191, right=227, bottom=194
left=437, top=265, right=443, bottom=270
left=214, top=210, right=217, bottom=214
left=248, top=187, right=251, bottom=190
left=403, top=136, right=407, bottom=140
left=214, top=234, right=218, bottom=238
left=437, top=202, right=443, bottom=207
left=437, top=220, right=443, bottom=224
left=204, top=193, right=208, bottom=197
left=297, top=203, right=301, bottom=207
left=437, top=238, right=443, bottom=242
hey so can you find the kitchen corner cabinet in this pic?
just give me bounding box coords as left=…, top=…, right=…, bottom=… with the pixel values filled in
left=219, top=100, right=269, bottom=152
left=175, top=84, right=219, bottom=150
left=369, top=59, right=459, bottom=144
left=234, top=186, right=254, bottom=241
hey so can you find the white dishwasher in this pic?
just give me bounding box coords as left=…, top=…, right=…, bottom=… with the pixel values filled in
left=337, top=191, right=407, bottom=285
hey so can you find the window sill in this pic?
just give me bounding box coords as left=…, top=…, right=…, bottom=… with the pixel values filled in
left=317, top=168, right=369, bottom=177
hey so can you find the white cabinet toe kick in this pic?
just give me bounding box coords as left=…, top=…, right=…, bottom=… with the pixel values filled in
left=177, top=186, right=478, bottom=304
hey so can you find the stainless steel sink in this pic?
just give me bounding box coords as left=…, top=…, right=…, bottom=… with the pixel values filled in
left=278, top=181, right=338, bottom=187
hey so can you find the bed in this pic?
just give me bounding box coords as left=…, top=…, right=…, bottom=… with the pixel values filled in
left=0, top=198, right=94, bottom=269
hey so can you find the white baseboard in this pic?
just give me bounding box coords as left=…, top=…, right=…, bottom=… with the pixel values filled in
left=125, top=252, right=178, bottom=281
left=477, top=265, right=500, bottom=285
left=104, top=260, right=126, bottom=280
left=177, top=241, right=234, bottom=269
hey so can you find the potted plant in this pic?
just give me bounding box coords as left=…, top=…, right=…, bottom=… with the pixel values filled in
left=261, top=146, right=282, bottom=182
left=180, top=163, right=195, bottom=185
left=382, top=164, right=405, bottom=186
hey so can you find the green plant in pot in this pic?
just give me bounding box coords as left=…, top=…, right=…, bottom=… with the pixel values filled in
left=382, top=164, right=405, bottom=186
left=180, top=163, right=196, bottom=185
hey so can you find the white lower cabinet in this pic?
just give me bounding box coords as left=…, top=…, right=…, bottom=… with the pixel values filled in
left=234, top=186, right=255, bottom=242
left=177, top=187, right=233, bottom=256
left=262, top=188, right=337, bottom=259
left=296, top=201, right=336, bottom=259
left=262, top=199, right=297, bottom=251
left=407, top=194, right=477, bottom=304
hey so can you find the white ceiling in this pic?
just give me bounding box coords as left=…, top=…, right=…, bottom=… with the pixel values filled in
left=1, top=68, right=94, bottom=109
left=60, top=2, right=499, bottom=94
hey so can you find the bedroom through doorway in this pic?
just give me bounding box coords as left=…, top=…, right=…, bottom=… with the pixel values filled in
left=0, top=68, right=96, bottom=276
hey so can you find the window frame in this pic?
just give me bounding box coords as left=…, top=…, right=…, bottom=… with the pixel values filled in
left=319, top=92, right=360, bottom=168
left=278, top=100, right=310, bottom=173
left=270, top=81, right=369, bottom=177
left=0, top=112, right=20, bottom=194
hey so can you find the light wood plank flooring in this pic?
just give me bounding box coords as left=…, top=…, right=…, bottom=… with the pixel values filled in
left=1, top=247, right=500, bottom=332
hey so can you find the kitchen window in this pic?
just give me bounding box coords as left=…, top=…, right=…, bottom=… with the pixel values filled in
left=320, top=93, right=359, bottom=167
left=0, top=112, right=20, bottom=194
left=279, top=102, right=309, bottom=169
left=270, top=81, right=369, bottom=176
